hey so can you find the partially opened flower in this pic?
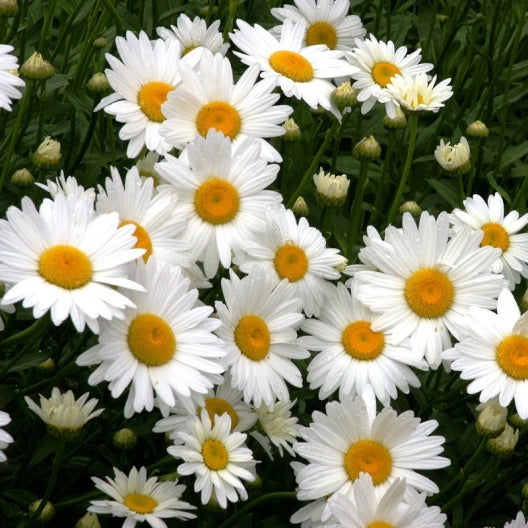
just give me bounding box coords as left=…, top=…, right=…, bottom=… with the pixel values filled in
left=434, top=136, right=471, bottom=175
left=89, top=466, right=196, bottom=527
left=25, top=387, right=103, bottom=437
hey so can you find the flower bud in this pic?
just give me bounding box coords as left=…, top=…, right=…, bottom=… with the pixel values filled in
left=352, top=135, right=381, bottom=161
left=113, top=427, right=137, bottom=450
left=434, top=136, right=471, bottom=176
left=466, top=120, right=489, bottom=138
left=93, top=37, right=108, bottom=48
left=29, top=500, right=55, bottom=523
left=383, top=106, right=407, bottom=129
left=313, top=167, right=349, bottom=206
left=35, top=357, right=55, bottom=375
left=331, top=81, right=358, bottom=111
left=486, top=423, right=519, bottom=459
left=75, top=512, right=101, bottom=528
left=399, top=200, right=421, bottom=217
left=0, top=0, right=18, bottom=16
left=32, top=136, right=62, bottom=170
left=11, top=167, right=34, bottom=187
left=508, top=413, right=528, bottom=430
left=475, top=398, right=507, bottom=438
left=282, top=118, right=301, bottom=142
left=20, top=51, right=55, bottom=80
left=86, top=72, right=110, bottom=95
left=292, top=196, right=309, bottom=217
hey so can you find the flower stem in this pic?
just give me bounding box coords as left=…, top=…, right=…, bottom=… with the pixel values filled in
left=347, top=159, right=370, bottom=259
left=387, top=113, right=418, bottom=225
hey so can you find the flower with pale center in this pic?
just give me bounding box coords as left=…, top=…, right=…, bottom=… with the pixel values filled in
left=313, top=167, right=349, bottom=206
left=89, top=466, right=196, bottom=524
left=434, top=136, right=471, bottom=175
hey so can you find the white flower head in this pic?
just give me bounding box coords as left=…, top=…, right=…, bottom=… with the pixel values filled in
left=313, top=167, right=349, bottom=206
left=0, top=44, right=25, bottom=111
left=434, top=136, right=471, bottom=174
left=25, top=387, right=103, bottom=437
left=0, top=410, right=13, bottom=462
left=505, top=511, right=528, bottom=528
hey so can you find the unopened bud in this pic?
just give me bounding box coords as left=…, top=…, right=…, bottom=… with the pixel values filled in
left=32, top=136, right=62, bottom=170
left=75, top=512, right=101, bottom=528
left=434, top=136, right=471, bottom=176
left=282, top=118, right=301, bottom=142
left=0, top=0, right=18, bottom=16
left=475, top=398, right=507, bottom=438
left=11, top=167, right=34, bottom=187
left=466, top=120, right=489, bottom=138
left=383, top=106, right=407, bottom=129
left=113, top=428, right=137, bottom=450
left=508, top=413, right=528, bottom=430
left=292, top=196, right=309, bottom=217
left=486, top=423, right=519, bottom=459
left=399, top=200, right=421, bottom=217
left=352, top=135, right=381, bottom=161
left=29, top=500, right=55, bottom=523
left=36, top=357, right=55, bottom=374
left=313, top=167, right=349, bottom=206
left=20, top=51, right=55, bottom=80
left=86, top=72, right=110, bottom=95
left=331, top=81, right=358, bottom=111
left=93, top=37, right=108, bottom=49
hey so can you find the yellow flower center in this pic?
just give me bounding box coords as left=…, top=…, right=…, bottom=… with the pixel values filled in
left=496, top=334, right=528, bottom=380
left=137, top=81, right=173, bottom=122
left=38, top=245, right=93, bottom=289
left=127, top=313, right=176, bottom=366
left=202, top=439, right=229, bottom=470
left=274, top=243, right=309, bottom=282
left=269, top=50, right=314, bottom=82
left=342, top=321, right=385, bottom=360
left=196, top=101, right=241, bottom=140
left=120, top=220, right=153, bottom=262
left=481, top=222, right=510, bottom=252
left=404, top=267, right=454, bottom=319
left=235, top=314, right=270, bottom=361
left=123, top=493, right=158, bottom=514
left=194, top=178, right=240, bottom=225
left=203, top=397, right=239, bottom=430
left=371, top=62, right=401, bottom=88
left=344, top=439, right=392, bottom=485
left=367, top=523, right=394, bottom=528
left=306, top=21, right=338, bottom=49
left=182, top=44, right=197, bottom=56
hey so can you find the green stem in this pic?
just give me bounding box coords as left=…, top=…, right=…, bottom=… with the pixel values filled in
left=0, top=314, right=51, bottom=351
left=286, top=119, right=339, bottom=209
left=387, top=113, right=418, bottom=225
left=217, top=492, right=296, bottom=528
left=37, top=0, right=58, bottom=52
left=54, top=490, right=102, bottom=509
left=347, top=160, right=370, bottom=260
left=99, top=0, right=123, bottom=35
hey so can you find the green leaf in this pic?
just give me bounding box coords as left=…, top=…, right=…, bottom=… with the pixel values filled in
left=498, top=140, right=528, bottom=171
left=426, top=177, right=459, bottom=209
left=486, top=172, right=512, bottom=204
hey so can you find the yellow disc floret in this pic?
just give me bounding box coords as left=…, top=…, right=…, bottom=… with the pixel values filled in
left=235, top=315, right=270, bottom=361
left=38, top=245, right=93, bottom=289
left=138, top=81, right=173, bottom=122
left=204, top=397, right=239, bottom=430
left=274, top=243, right=309, bottom=282
left=344, top=439, right=392, bottom=485
left=404, top=267, right=454, bottom=318
left=371, top=62, right=401, bottom=88
left=367, top=522, right=394, bottom=528
left=342, top=321, right=385, bottom=360
left=194, top=178, right=240, bottom=225
left=196, top=101, right=241, bottom=140
left=120, top=220, right=153, bottom=262
left=127, top=313, right=176, bottom=366
left=269, top=50, right=314, bottom=82
left=123, top=493, right=158, bottom=514
left=496, top=334, right=528, bottom=380
left=481, top=222, right=510, bottom=252
left=202, top=439, right=229, bottom=470
left=306, top=22, right=338, bottom=49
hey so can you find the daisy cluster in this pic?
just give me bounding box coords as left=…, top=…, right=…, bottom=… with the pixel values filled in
left=0, top=0, right=528, bottom=527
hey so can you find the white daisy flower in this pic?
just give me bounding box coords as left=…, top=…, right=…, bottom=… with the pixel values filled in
left=157, top=14, right=229, bottom=57
left=154, top=374, right=257, bottom=439
left=300, top=280, right=425, bottom=405
left=96, top=166, right=192, bottom=269
left=0, top=410, right=13, bottom=462
left=0, top=192, right=144, bottom=333
left=215, top=268, right=308, bottom=408
left=443, top=288, right=528, bottom=419
left=159, top=50, right=292, bottom=163
left=505, top=511, right=528, bottom=528
left=0, top=44, right=25, bottom=111
left=327, top=473, right=447, bottom=528
left=36, top=172, right=96, bottom=207
left=250, top=399, right=302, bottom=458
left=76, top=258, right=226, bottom=417
left=385, top=72, right=453, bottom=118
left=168, top=410, right=256, bottom=509
left=270, top=0, right=366, bottom=51
left=155, top=130, right=282, bottom=278
left=293, top=391, right=449, bottom=515
left=230, top=18, right=355, bottom=120
left=95, top=30, right=200, bottom=158
left=24, top=387, right=104, bottom=438
left=237, top=205, right=346, bottom=317
left=354, top=211, right=504, bottom=368
left=89, top=466, right=196, bottom=526
left=346, top=34, right=433, bottom=115
left=290, top=489, right=334, bottom=528
left=450, top=192, right=528, bottom=289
